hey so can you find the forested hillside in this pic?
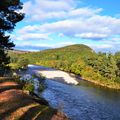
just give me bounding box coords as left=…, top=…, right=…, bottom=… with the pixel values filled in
left=9, top=44, right=120, bottom=89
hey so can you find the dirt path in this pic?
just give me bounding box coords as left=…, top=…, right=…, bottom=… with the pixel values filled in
left=0, top=80, right=68, bottom=120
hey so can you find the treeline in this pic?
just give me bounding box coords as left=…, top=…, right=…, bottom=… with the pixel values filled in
left=9, top=44, right=120, bottom=88
left=34, top=53, right=120, bottom=84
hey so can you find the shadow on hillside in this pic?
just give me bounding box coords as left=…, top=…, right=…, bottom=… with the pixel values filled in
left=19, top=105, right=57, bottom=120
left=0, top=85, right=22, bottom=93
left=0, top=99, right=34, bottom=119
left=0, top=90, right=34, bottom=119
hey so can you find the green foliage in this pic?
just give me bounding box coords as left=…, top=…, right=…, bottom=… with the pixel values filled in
left=21, top=74, right=35, bottom=93
left=0, top=0, right=24, bottom=76
left=81, top=66, right=102, bottom=81
left=23, top=83, right=34, bottom=93
left=115, top=77, right=120, bottom=83
left=9, top=63, right=20, bottom=70
left=39, top=83, right=45, bottom=92
left=115, top=52, right=120, bottom=79
left=10, top=44, right=94, bottom=64
left=17, top=58, right=29, bottom=69
left=70, top=59, right=85, bottom=76
left=0, top=34, right=14, bottom=76
left=85, top=53, right=118, bottom=81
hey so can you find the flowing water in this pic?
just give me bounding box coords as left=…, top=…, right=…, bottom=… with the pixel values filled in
left=28, top=65, right=120, bottom=120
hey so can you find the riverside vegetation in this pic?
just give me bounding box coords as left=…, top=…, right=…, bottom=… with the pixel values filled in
left=9, top=44, right=120, bottom=89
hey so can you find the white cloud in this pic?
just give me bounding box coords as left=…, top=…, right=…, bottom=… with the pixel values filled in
left=16, top=41, right=75, bottom=48
left=18, top=25, right=39, bottom=34
left=53, top=42, right=75, bottom=48
left=22, top=0, right=75, bottom=21
left=21, top=33, right=51, bottom=40
left=19, top=15, right=120, bottom=40
left=19, top=0, right=120, bottom=41
left=58, top=33, right=65, bottom=37
left=85, top=43, right=115, bottom=52
left=75, top=33, right=108, bottom=39
left=11, top=33, right=51, bottom=41
left=111, top=37, right=120, bottom=42
left=68, top=7, right=103, bottom=18
left=23, top=0, right=103, bottom=22
left=34, top=0, right=75, bottom=12
left=88, top=44, right=113, bottom=49
left=14, top=0, right=120, bottom=52
left=16, top=42, right=51, bottom=47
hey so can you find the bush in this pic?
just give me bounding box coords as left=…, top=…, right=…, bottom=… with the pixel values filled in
left=39, top=83, right=45, bottom=92
left=17, top=58, right=29, bottom=69
left=81, top=66, right=101, bottom=81
left=23, top=83, right=34, bottom=93
left=115, top=77, right=120, bottom=83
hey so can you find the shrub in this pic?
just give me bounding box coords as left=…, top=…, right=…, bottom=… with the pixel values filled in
left=115, top=77, right=120, bottom=83
left=81, top=66, right=101, bottom=81
left=39, top=83, right=45, bottom=92
left=23, top=83, right=34, bottom=93
left=17, top=58, right=29, bottom=69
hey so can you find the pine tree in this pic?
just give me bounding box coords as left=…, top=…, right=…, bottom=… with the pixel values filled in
left=0, top=0, right=24, bottom=76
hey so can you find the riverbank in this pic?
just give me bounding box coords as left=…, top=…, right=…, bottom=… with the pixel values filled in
left=0, top=77, right=69, bottom=120
left=81, top=77, right=120, bottom=90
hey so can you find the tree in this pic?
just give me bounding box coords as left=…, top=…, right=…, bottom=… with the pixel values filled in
left=114, top=52, right=120, bottom=80
left=106, top=54, right=117, bottom=80
left=17, top=58, right=29, bottom=69
left=0, top=33, right=15, bottom=76
left=70, top=59, right=85, bottom=76
left=0, top=0, right=24, bottom=76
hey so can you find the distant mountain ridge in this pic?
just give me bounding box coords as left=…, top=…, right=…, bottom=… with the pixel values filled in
left=9, top=49, right=30, bottom=54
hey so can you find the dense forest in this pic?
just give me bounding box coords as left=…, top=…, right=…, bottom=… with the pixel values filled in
left=9, top=44, right=120, bottom=89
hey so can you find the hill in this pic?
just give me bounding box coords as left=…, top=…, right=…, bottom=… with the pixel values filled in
left=21, top=44, right=96, bottom=63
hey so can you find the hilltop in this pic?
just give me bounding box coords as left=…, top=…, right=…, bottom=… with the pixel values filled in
left=41, top=44, right=94, bottom=55
left=20, top=44, right=96, bottom=63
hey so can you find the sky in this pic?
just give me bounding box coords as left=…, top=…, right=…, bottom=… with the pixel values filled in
left=11, top=0, right=120, bottom=52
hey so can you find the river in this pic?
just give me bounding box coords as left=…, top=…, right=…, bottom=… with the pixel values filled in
left=28, top=65, right=120, bottom=120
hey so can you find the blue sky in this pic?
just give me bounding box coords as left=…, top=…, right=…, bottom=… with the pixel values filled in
left=11, top=0, right=120, bottom=52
